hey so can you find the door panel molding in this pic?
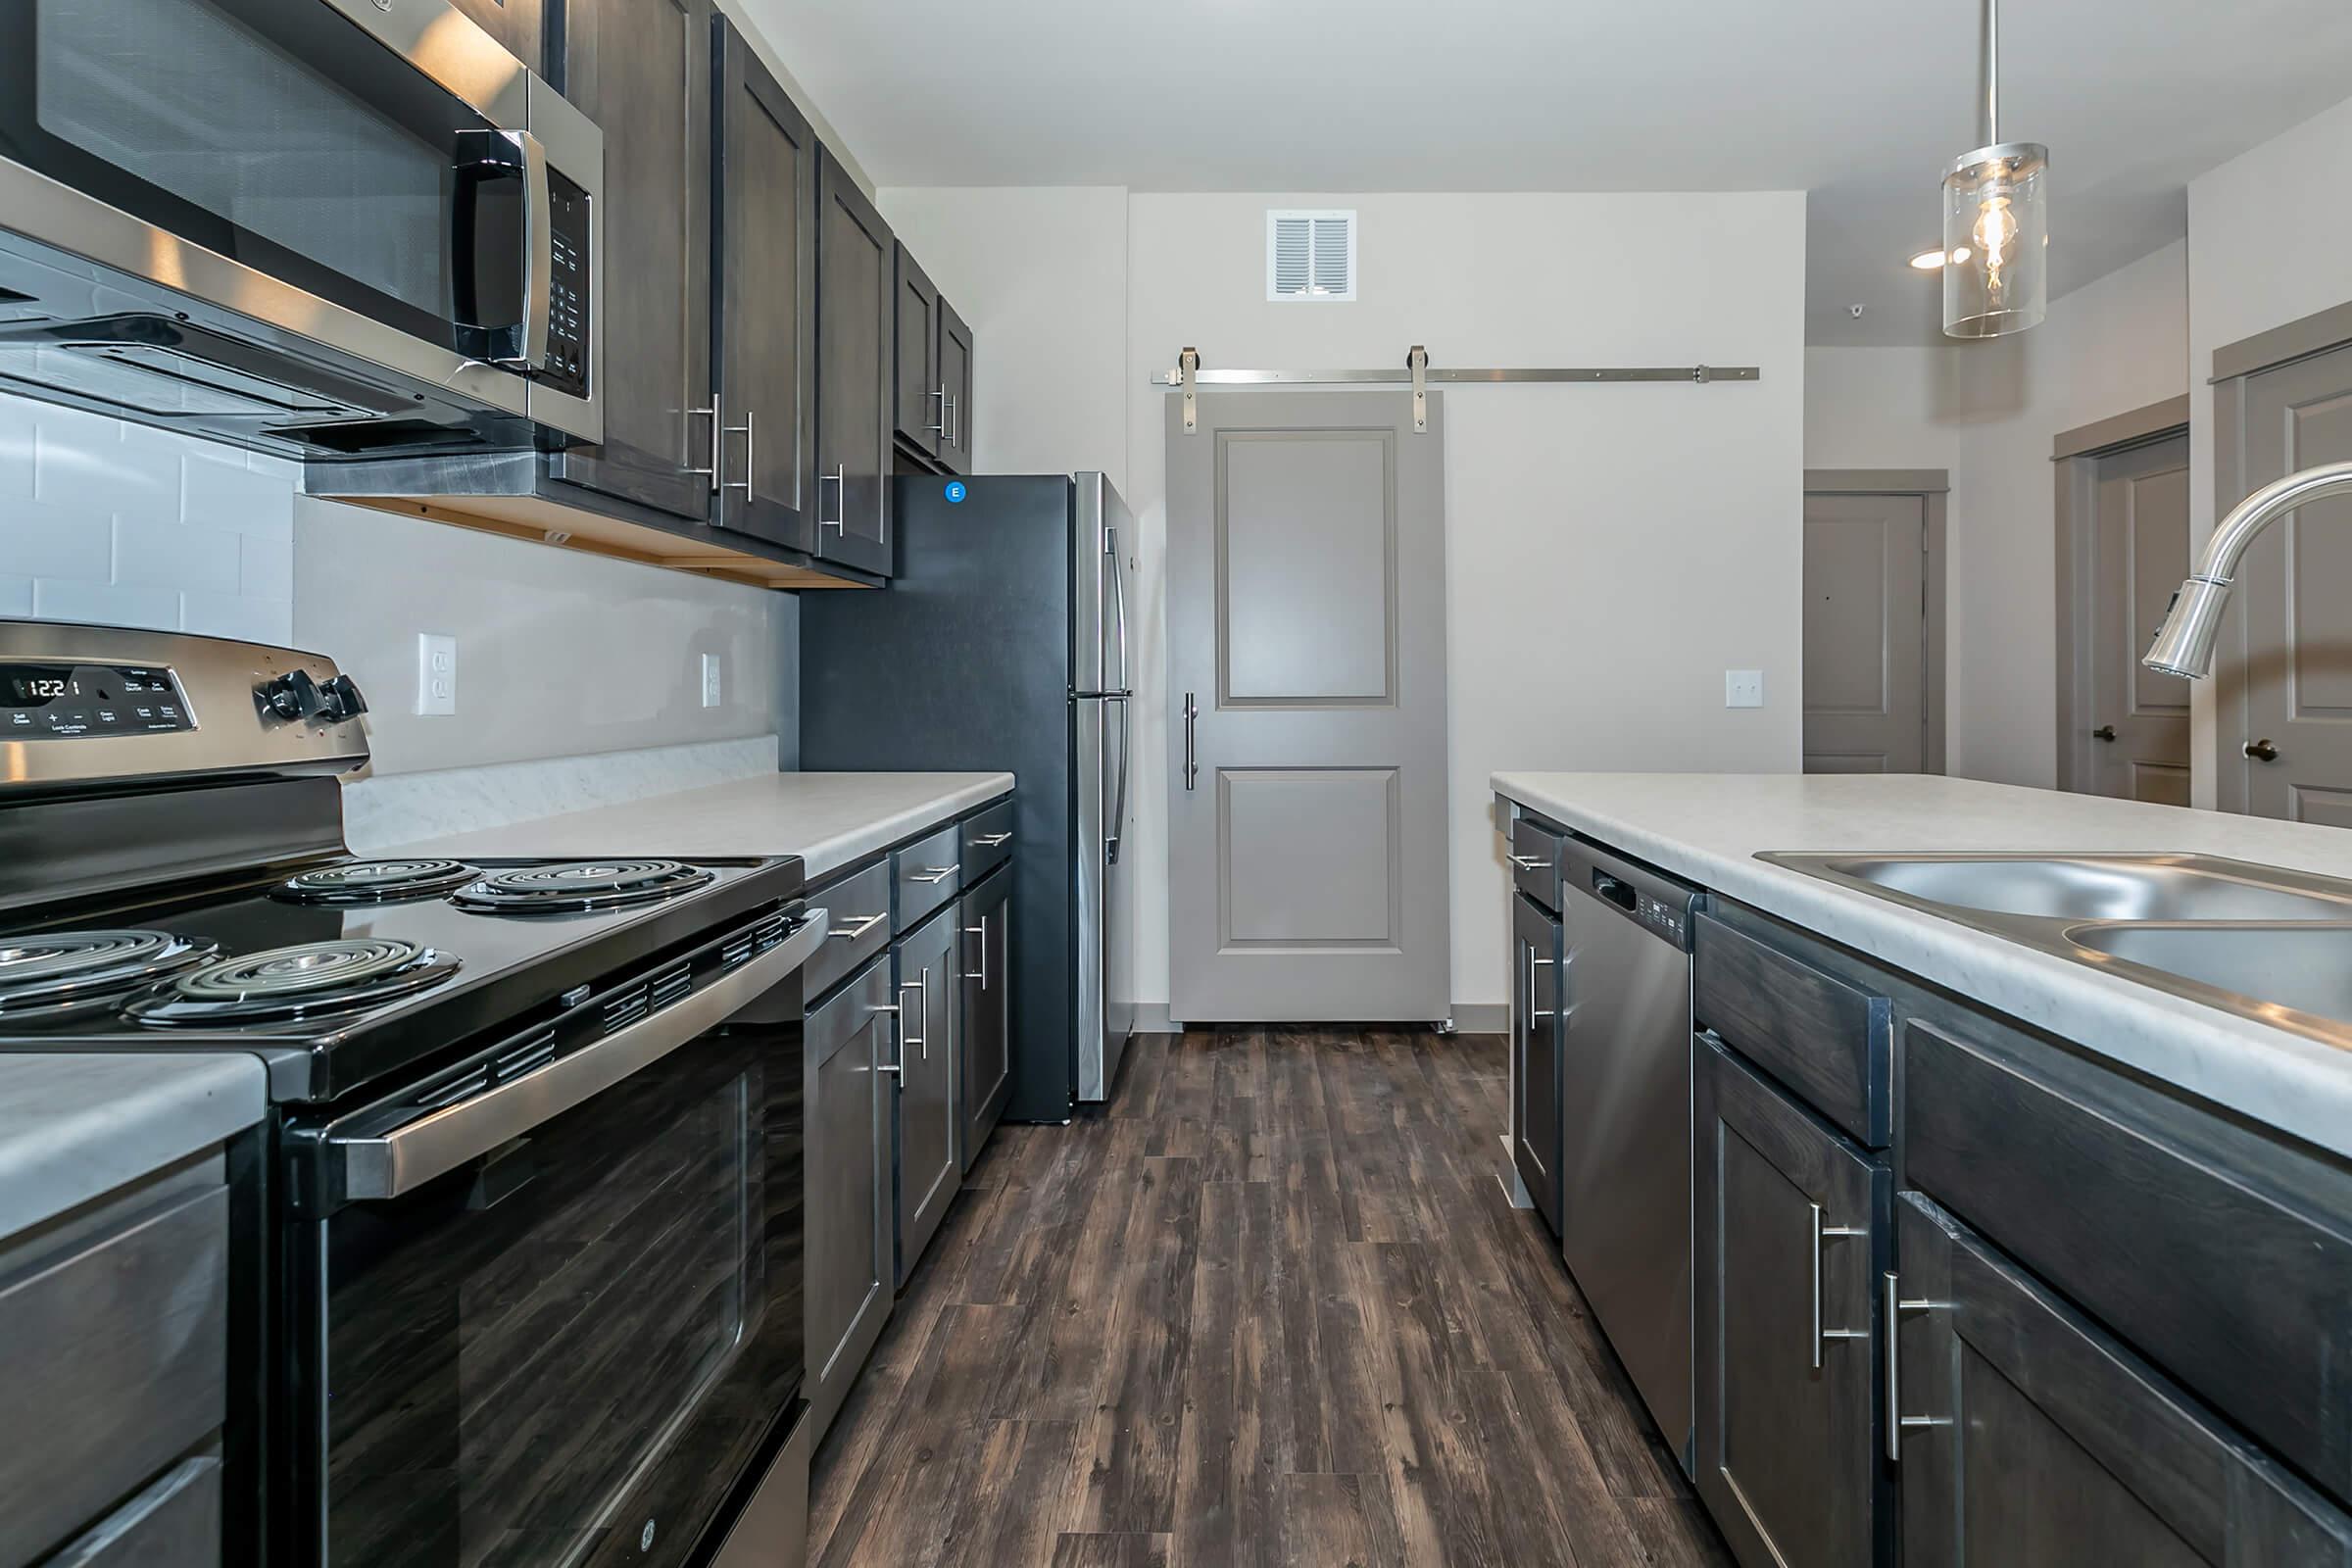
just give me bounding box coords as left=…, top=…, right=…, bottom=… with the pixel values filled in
left=1801, top=491, right=1938, bottom=774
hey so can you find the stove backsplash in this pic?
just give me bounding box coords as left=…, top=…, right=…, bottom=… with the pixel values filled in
left=1, top=391, right=790, bottom=780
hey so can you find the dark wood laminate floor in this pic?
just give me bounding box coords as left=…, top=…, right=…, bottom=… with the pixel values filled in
left=808, top=1026, right=1736, bottom=1568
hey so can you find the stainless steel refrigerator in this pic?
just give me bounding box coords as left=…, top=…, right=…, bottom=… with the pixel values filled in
left=800, top=473, right=1137, bottom=1120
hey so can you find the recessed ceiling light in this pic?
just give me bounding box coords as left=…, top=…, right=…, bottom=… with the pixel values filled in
left=1910, top=249, right=1947, bottom=270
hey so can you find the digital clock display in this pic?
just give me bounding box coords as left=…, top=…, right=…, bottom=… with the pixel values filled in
left=6, top=666, right=81, bottom=707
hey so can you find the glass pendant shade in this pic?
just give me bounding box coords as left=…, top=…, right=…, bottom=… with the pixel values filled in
left=1942, top=142, right=2048, bottom=337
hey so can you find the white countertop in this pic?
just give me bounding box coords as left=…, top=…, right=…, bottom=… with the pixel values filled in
left=0, top=1054, right=267, bottom=1240
left=397, top=771, right=1014, bottom=883
left=1490, top=771, right=2352, bottom=1158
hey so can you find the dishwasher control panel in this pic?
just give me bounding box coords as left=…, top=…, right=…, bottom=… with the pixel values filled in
left=1636, top=890, right=1690, bottom=942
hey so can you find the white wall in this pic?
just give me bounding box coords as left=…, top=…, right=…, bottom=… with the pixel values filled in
left=0, top=389, right=781, bottom=777
left=2186, top=93, right=2352, bottom=806
left=1122, top=192, right=1808, bottom=1013
left=879, top=188, right=1130, bottom=485
left=1805, top=239, right=2188, bottom=787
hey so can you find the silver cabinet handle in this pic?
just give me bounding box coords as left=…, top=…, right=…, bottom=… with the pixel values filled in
left=909, top=864, right=959, bottom=885
left=334, top=909, right=827, bottom=1199
left=946, top=392, right=959, bottom=446
left=964, top=914, right=989, bottom=987
left=820, top=464, right=846, bottom=532
left=926, top=385, right=947, bottom=437
left=1883, top=1271, right=1948, bottom=1459
left=1810, top=1201, right=1870, bottom=1369
left=723, top=406, right=755, bottom=499
left=686, top=398, right=721, bottom=488
left=972, top=832, right=1012, bottom=848
left=1182, top=692, right=1199, bottom=790
left=877, top=977, right=923, bottom=1071
left=1509, top=854, right=1545, bottom=871
left=916, top=966, right=931, bottom=1060
left=826, top=912, right=887, bottom=941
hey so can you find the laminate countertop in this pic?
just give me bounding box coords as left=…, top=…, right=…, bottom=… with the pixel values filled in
left=0, top=1054, right=267, bottom=1240
left=1491, top=771, right=2352, bottom=1159
left=397, top=771, right=1014, bottom=884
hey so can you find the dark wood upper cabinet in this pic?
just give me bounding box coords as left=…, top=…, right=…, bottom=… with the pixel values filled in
left=547, top=0, right=715, bottom=522
left=448, top=0, right=543, bottom=69
left=938, top=295, right=973, bottom=473
left=814, top=149, right=894, bottom=576
left=711, top=20, right=817, bottom=553
left=892, top=245, right=944, bottom=461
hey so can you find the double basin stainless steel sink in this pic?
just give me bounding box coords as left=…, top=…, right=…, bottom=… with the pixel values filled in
left=1757, top=852, right=2352, bottom=1047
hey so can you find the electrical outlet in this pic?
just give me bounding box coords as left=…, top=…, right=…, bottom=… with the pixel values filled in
left=700, top=653, right=722, bottom=709
left=416, top=633, right=457, bottom=716
left=1725, top=668, right=1764, bottom=709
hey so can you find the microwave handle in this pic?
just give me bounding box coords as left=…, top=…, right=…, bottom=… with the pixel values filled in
left=507, top=129, right=551, bottom=373
left=330, top=908, right=828, bottom=1202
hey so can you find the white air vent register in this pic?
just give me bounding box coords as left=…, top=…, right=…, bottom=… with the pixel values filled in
left=1267, top=210, right=1355, bottom=302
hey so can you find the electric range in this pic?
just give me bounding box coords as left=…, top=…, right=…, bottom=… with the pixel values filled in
left=0, top=621, right=823, bottom=1568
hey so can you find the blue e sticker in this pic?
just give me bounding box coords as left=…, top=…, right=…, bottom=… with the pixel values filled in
left=944, top=481, right=967, bottom=504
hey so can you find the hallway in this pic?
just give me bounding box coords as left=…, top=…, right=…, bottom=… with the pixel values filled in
left=808, top=1026, right=1734, bottom=1567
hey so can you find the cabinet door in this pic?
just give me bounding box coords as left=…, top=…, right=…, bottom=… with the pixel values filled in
left=449, top=0, right=541, bottom=68
left=1511, top=892, right=1562, bottom=1235
left=959, top=864, right=1012, bottom=1168
left=893, top=905, right=960, bottom=1287
left=1695, top=1034, right=1888, bottom=1568
left=938, top=295, right=973, bottom=473
left=712, top=21, right=816, bottom=551
left=547, top=0, right=714, bottom=520
left=814, top=149, right=893, bottom=574
left=1893, top=1192, right=2352, bottom=1566
left=806, top=962, right=894, bottom=1443
left=892, top=245, right=943, bottom=459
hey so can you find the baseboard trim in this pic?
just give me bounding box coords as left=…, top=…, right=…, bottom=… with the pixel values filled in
left=1132, top=1003, right=1508, bottom=1036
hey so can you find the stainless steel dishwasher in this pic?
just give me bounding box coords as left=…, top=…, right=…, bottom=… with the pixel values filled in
left=1557, top=835, right=1701, bottom=1475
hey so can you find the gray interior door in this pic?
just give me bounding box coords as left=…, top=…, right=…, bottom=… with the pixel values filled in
left=2083, top=435, right=2191, bottom=805
left=1802, top=493, right=1926, bottom=773
left=1166, top=391, right=1450, bottom=1023
left=2229, top=340, right=2352, bottom=822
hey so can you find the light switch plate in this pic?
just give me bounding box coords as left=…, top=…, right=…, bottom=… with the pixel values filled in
left=1725, top=668, right=1764, bottom=709
left=700, top=653, right=722, bottom=709
left=416, top=633, right=457, bottom=716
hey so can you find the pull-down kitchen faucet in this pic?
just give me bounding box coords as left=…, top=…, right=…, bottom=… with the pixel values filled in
left=2143, top=460, right=2352, bottom=678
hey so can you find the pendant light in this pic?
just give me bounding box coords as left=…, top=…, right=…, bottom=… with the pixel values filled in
left=1942, top=0, right=2047, bottom=337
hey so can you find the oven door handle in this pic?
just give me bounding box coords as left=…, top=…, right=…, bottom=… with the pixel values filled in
left=330, top=909, right=828, bottom=1202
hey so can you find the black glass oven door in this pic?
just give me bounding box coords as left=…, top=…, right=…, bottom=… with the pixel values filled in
left=298, top=1004, right=804, bottom=1568
left=0, top=0, right=531, bottom=359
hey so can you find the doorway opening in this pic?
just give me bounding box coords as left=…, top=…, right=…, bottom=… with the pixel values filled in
left=1801, top=469, right=1948, bottom=775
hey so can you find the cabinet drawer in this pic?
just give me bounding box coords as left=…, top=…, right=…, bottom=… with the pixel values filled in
left=41, top=1454, right=220, bottom=1568
left=1509, top=815, right=1566, bottom=910
left=0, top=1179, right=228, bottom=1568
left=1694, top=911, right=1889, bottom=1147
left=1902, top=1019, right=2352, bottom=1510
left=893, top=823, right=962, bottom=931
left=958, top=797, right=1014, bottom=883
left=806, top=858, right=892, bottom=1003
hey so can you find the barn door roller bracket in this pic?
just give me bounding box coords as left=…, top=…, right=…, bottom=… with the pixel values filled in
left=1160, top=345, right=1758, bottom=432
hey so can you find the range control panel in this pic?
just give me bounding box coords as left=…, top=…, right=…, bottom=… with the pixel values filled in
left=1, top=662, right=190, bottom=739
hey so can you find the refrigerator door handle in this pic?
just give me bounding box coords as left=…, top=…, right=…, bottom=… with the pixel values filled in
left=1104, top=692, right=1131, bottom=864
left=1105, top=525, right=1131, bottom=697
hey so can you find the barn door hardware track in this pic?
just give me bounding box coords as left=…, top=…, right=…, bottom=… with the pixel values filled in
left=1159, top=344, right=1761, bottom=432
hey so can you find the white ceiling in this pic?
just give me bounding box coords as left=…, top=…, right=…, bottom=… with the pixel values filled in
left=745, top=0, right=2352, bottom=346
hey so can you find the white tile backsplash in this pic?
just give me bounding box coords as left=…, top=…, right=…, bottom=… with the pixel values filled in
left=0, top=391, right=303, bottom=646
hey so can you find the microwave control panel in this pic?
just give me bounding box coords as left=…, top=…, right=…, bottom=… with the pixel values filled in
left=540, top=171, right=592, bottom=398
left=1, top=662, right=191, bottom=739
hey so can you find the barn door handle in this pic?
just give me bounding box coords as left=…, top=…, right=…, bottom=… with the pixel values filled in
left=1810, top=1202, right=1870, bottom=1369
left=2090, top=724, right=2117, bottom=742
left=2245, top=737, right=2279, bottom=761
left=1885, top=1271, right=1950, bottom=1460
left=1182, top=693, right=1199, bottom=790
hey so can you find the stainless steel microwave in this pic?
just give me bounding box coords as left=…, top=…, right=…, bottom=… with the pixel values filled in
left=0, top=0, right=603, bottom=455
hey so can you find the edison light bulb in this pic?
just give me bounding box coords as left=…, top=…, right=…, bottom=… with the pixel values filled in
left=1943, top=145, right=2047, bottom=337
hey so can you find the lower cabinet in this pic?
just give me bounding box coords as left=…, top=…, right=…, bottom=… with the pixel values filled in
left=958, top=862, right=1012, bottom=1168
left=805, top=958, right=894, bottom=1444
left=891, top=902, right=961, bottom=1289
left=1510, top=891, right=1563, bottom=1235
left=1892, top=1192, right=2352, bottom=1566
left=1694, top=1032, right=1889, bottom=1568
